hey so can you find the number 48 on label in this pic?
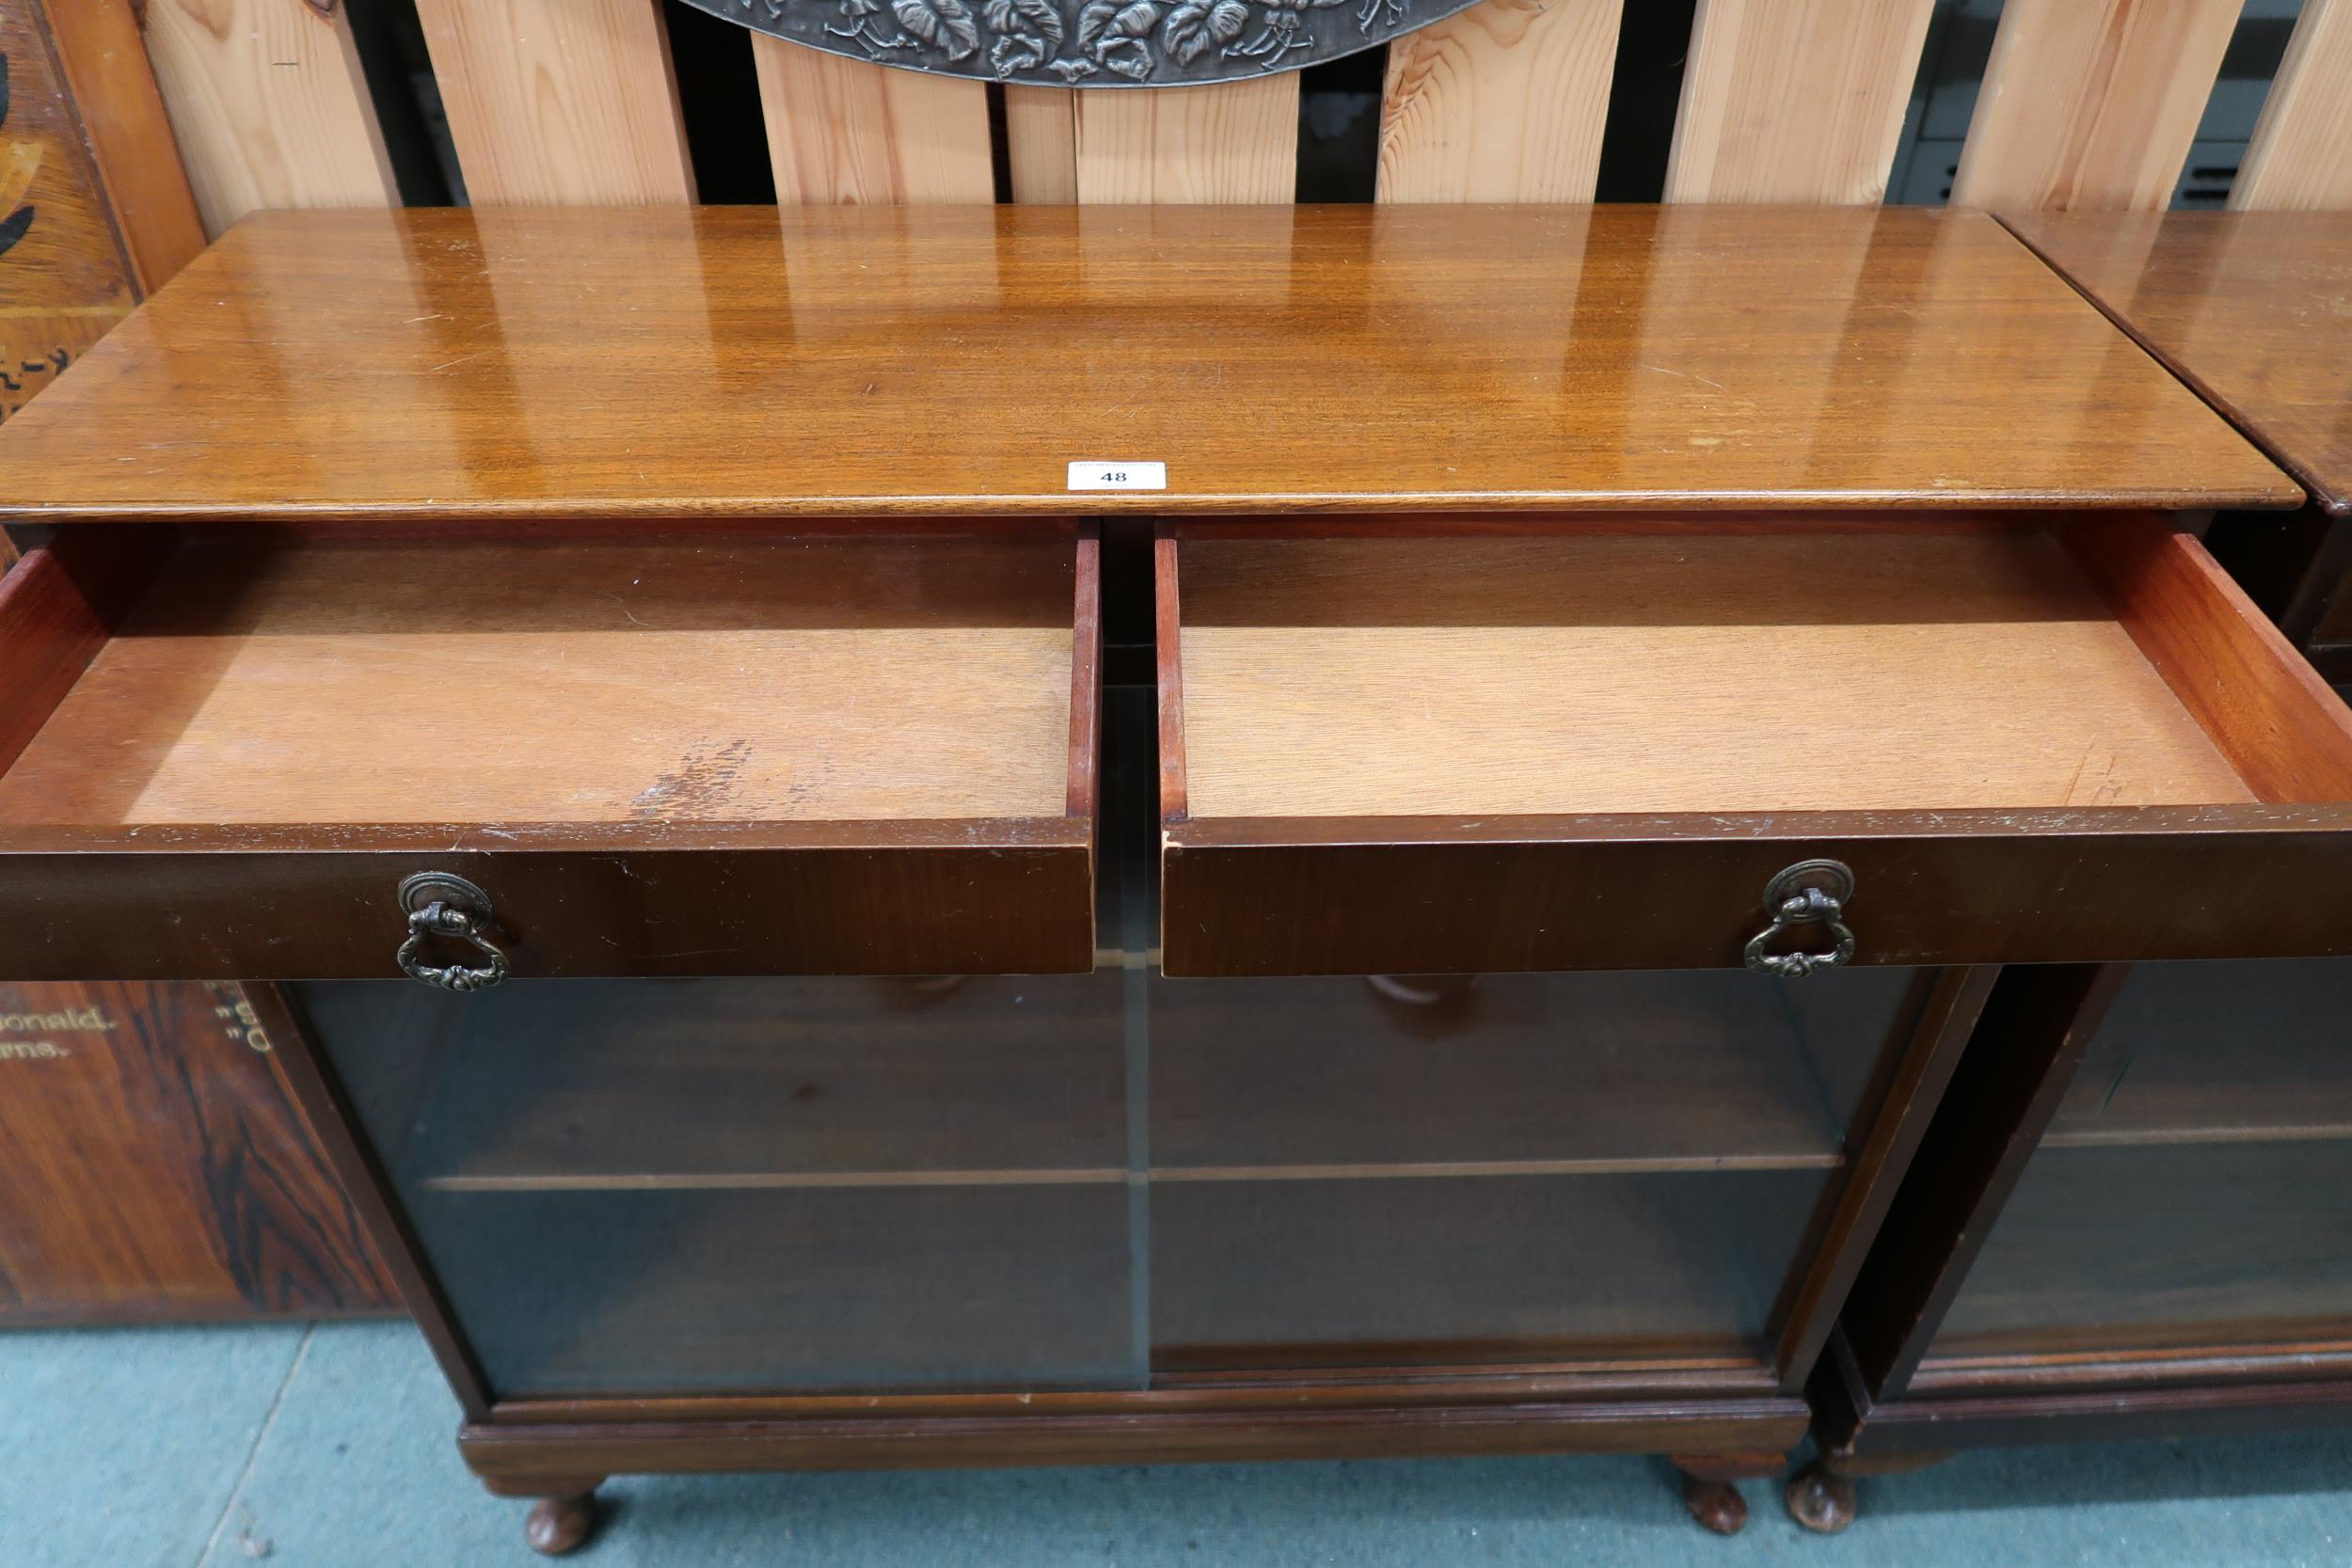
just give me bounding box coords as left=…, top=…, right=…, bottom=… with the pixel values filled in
left=1067, top=460, right=1167, bottom=491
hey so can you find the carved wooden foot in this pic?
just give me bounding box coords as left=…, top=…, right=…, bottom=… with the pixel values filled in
left=1679, top=1470, right=1748, bottom=1535
left=1785, top=1459, right=1858, bottom=1533
left=1669, top=1450, right=1784, bottom=1536
left=523, top=1489, right=598, bottom=1556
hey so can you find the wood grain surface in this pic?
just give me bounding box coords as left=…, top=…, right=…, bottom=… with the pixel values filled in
left=1664, top=0, right=1936, bottom=203
left=2233, top=0, right=2352, bottom=212
left=0, top=2, right=139, bottom=424
left=457, top=1397, right=1809, bottom=1480
left=1375, top=0, right=1623, bottom=202
left=34, top=0, right=205, bottom=292
left=0, top=204, right=2295, bottom=520
left=2065, top=515, right=2352, bottom=803
left=1004, top=87, right=1079, bottom=202
left=0, top=531, right=1077, bottom=828
left=1074, top=78, right=1298, bottom=202
left=414, top=0, right=696, bottom=205
left=2005, top=210, right=2352, bottom=518
left=753, top=37, right=995, bottom=204
left=0, top=979, right=395, bottom=1322
left=1176, top=531, right=2252, bottom=818
left=1949, top=0, right=2239, bottom=213
left=138, top=0, right=396, bottom=235
left=1153, top=515, right=2352, bottom=976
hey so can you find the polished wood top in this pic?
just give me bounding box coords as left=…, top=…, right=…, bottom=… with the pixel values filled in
left=0, top=204, right=2294, bottom=522
left=2005, top=210, right=2352, bottom=517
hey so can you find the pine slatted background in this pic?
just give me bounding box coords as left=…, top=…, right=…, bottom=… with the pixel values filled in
left=83, top=0, right=2348, bottom=235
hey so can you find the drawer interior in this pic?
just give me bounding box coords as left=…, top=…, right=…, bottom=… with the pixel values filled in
left=0, top=527, right=1087, bottom=832
left=1163, top=518, right=2346, bottom=822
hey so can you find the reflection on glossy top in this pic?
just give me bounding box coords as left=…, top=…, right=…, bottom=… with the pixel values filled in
left=0, top=204, right=2297, bottom=522
left=2006, top=210, right=2352, bottom=517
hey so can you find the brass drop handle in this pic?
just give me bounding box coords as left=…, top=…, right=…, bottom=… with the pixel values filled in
left=1743, top=860, right=1857, bottom=978
left=395, top=872, right=510, bottom=993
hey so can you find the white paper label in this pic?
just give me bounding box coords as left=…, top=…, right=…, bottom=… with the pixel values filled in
left=1067, top=460, right=1167, bottom=491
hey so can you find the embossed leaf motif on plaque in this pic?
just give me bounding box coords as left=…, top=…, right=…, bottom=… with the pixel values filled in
left=691, top=0, right=1460, bottom=85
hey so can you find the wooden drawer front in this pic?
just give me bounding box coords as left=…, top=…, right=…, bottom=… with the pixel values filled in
left=0, top=525, right=1100, bottom=979
left=1155, top=517, right=2352, bottom=976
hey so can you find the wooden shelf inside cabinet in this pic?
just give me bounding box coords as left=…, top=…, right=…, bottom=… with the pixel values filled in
left=0, top=526, right=1101, bottom=979
left=1928, top=1137, right=2352, bottom=1361
left=1148, top=968, right=1931, bottom=1173
left=1153, top=517, right=2352, bottom=976
left=2042, top=958, right=2352, bottom=1150
left=302, top=974, right=1129, bottom=1193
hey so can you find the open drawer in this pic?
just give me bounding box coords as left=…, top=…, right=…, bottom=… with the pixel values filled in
left=0, top=523, right=1099, bottom=980
left=1155, top=516, right=2352, bottom=976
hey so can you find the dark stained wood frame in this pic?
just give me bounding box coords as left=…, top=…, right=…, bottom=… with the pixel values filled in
left=0, top=524, right=1103, bottom=979
left=1795, top=214, right=2352, bottom=1496
left=1815, top=960, right=2352, bottom=1468
left=1153, top=516, right=2352, bottom=977
left=253, top=948, right=1992, bottom=1496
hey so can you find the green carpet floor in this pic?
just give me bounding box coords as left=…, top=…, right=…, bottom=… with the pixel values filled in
left=4, top=1321, right=2347, bottom=1566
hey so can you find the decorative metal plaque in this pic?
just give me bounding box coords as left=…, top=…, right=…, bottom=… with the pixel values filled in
left=687, top=0, right=1478, bottom=87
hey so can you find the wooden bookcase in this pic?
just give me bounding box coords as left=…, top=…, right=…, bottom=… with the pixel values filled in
left=0, top=201, right=2339, bottom=1551
left=1798, top=208, right=2352, bottom=1532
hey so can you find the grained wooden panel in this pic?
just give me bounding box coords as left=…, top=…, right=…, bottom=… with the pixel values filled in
left=2233, top=0, right=2352, bottom=212
left=0, top=206, right=2294, bottom=519
left=1375, top=0, right=1622, bottom=202
left=0, top=980, right=396, bottom=1322
left=413, top=0, right=696, bottom=204
left=1005, top=86, right=1078, bottom=201
left=1950, top=0, right=2240, bottom=213
left=2003, top=211, right=2352, bottom=516
left=1075, top=76, right=1297, bottom=201
left=0, top=533, right=1079, bottom=828
left=1176, top=531, right=2253, bottom=819
left=34, top=0, right=205, bottom=291
left=139, top=0, right=396, bottom=236
left=1663, top=0, right=1936, bottom=203
left=0, top=4, right=137, bottom=425
left=754, top=37, right=994, bottom=203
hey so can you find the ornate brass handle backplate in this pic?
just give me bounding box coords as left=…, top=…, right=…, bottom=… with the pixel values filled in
left=395, top=873, right=510, bottom=993
left=1742, top=860, right=1857, bottom=979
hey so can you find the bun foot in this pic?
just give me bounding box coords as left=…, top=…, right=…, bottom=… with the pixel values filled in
left=525, top=1492, right=597, bottom=1556
left=1786, top=1461, right=1859, bottom=1533
left=1680, top=1472, right=1748, bottom=1535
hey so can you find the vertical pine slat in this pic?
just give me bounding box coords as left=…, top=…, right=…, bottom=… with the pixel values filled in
left=1074, top=77, right=1300, bottom=202
left=412, top=0, right=696, bottom=204
left=1948, top=0, right=2241, bottom=213
left=1662, top=0, right=1936, bottom=203
left=1006, top=87, right=1080, bottom=201
left=1375, top=0, right=1624, bottom=202
left=2232, top=0, right=2352, bottom=211
left=139, top=0, right=396, bottom=236
left=753, top=39, right=997, bottom=202
left=37, top=0, right=208, bottom=290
